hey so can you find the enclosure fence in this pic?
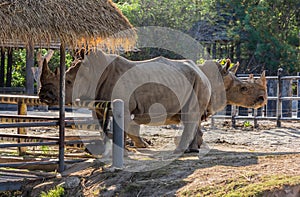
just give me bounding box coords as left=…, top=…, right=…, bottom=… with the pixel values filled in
left=0, top=95, right=124, bottom=181
left=212, top=68, right=300, bottom=128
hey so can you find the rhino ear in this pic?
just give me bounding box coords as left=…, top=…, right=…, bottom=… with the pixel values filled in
left=221, top=59, right=231, bottom=75
left=40, top=59, right=52, bottom=83
left=229, top=62, right=239, bottom=74
left=256, top=70, right=267, bottom=87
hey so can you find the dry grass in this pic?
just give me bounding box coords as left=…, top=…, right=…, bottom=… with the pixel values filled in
left=0, top=0, right=136, bottom=50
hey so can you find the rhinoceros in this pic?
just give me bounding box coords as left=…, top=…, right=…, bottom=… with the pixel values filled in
left=39, top=50, right=267, bottom=153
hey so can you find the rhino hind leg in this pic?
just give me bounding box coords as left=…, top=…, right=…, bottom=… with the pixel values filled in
left=174, top=121, right=199, bottom=154
left=126, top=123, right=149, bottom=148
left=186, top=128, right=203, bottom=153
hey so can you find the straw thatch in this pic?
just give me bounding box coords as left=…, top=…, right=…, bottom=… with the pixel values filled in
left=0, top=0, right=136, bottom=49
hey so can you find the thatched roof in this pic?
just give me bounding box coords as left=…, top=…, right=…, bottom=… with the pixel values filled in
left=0, top=0, right=136, bottom=49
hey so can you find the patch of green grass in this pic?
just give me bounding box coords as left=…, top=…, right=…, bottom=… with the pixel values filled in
left=41, top=145, right=50, bottom=154
left=179, top=174, right=300, bottom=197
left=243, top=121, right=252, bottom=127
left=40, top=186, right=64, bottom=197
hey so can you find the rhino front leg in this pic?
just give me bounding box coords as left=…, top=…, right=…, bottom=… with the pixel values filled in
left=126, top=122, right=149, bottom=148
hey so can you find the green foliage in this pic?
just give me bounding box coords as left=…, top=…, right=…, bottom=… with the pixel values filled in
left=202, top=0, right=299, bottom=74
left=40, top=186, right=64, bottom=197
left=3, top=49, right=73, bottom=88
left=115, top=0, right=299, bottom=75
left=12, top=49, right=26, bottom=87
left=115, top=0, right=201, bottom=31
left=39, top=49, right=73, bottom=72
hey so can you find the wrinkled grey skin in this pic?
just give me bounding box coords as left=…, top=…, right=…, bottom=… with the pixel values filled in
left=39, top=51, right=267, bottom=153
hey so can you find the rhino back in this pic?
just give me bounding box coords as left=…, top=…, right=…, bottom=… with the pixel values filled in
left=94, top=56, right=211, bottom=124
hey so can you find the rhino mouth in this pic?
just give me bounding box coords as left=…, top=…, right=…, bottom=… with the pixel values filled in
left=39, top=91, right=58, bottom=105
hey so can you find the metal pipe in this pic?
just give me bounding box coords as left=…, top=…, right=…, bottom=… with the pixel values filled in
left=59, top=43, right=66, bottom=173
left=0, top=159, right=87, bottom=168
left=277, top=68, right=283, bottom=127
left=0, top=114, right=59, bottom=120
left=0, top=141, right=58, bottom=148
left=0, top=121, right=59, bottom=128
left=112, top=99, right=124, bottom=169
left=0, top=133, right=59, bottom=141
left=0, top=139, right=101, bottom=148
left=0, top=160, right=58, bottom=168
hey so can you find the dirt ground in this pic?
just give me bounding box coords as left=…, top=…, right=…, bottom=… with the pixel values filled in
left=1, top=118, right=300, bottom=196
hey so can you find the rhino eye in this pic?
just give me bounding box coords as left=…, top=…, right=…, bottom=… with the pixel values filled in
left=241, top=86, right=248, bottom=92
left=66, top=80, right=72, bottom=85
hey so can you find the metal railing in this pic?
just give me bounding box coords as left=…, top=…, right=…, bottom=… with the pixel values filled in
left=212, top=68, right=300, bottom=128
left=0, top=95, right=124, bottom=175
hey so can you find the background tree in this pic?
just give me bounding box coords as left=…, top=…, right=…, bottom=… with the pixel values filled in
left=115, top=0, right=299, bottom=75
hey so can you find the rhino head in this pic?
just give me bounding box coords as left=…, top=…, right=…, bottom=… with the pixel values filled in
left=220, top=59, right=267, bottom=109
left=199, top=59, right=267, bottom=119
left=39, top=58, right=80, bottom=105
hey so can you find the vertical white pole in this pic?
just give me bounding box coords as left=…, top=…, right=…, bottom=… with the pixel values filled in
left=112, top=99, right=124, bottom=168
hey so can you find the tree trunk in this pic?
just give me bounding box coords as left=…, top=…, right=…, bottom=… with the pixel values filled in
left=6, top=48, right=12, bottom=87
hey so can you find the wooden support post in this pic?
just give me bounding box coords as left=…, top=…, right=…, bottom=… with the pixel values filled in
left=0, top=48, right=5, bottom=87
left=58, top=43, right=66, bottom=173
left=25, top=41, right=34, bottom=95
left=277, top=68, right=283, bottom=127
left=112, top=99, right=124, bottom=169
left=17, top=102, right=27, bottom=155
